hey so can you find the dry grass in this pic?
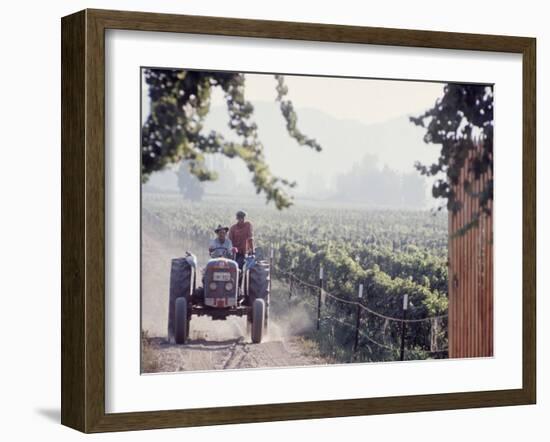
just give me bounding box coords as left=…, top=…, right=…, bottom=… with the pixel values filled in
left=141, top=329, right=162, bottom=373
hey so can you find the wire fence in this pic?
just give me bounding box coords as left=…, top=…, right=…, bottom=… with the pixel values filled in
left=277, top=266, right=448, bottom=323
left=274, top=264, right=449, bottom=358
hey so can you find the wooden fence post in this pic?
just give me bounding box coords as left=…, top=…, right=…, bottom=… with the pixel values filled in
left=353, top=284, right=364, bottom=353
left=269, top=246, right=274, bottom=294
left=400, top=294, right=409, bottom=361
left=431, top=316, right=441, bottom=353
left=317, top=266, right=324, bottom=330
left=289, top=266, right=294, bottom=299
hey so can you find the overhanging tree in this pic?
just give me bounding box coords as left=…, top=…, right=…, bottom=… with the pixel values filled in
left=410, top=83, right=494, bottom=232
left=142, top=69, right=321, bottom=209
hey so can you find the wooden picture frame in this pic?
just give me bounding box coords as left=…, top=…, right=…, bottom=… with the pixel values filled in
left=61, top=8, right=536, bottom=433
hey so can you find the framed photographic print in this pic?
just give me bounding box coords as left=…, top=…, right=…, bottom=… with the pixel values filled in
left=61, top=9, right=536, bottom=433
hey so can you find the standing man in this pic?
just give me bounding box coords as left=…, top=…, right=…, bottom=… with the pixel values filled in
left=229, top=210, right=254, bottom=268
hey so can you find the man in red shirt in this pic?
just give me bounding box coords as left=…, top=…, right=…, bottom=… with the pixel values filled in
left=228, top=210, right=255, bottom=269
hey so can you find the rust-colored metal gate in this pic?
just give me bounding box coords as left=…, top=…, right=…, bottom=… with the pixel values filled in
left=448, top=148, right=493, bottom=358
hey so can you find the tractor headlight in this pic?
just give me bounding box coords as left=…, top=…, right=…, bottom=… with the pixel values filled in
left=209, top=282, right=218, bottom=291
left=225, top=282, right=234, bottom=291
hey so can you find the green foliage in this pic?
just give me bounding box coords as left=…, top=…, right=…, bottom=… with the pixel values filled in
left=142, top=69, right=321, bottom=209
left=411, top=83, right=493, bottom=228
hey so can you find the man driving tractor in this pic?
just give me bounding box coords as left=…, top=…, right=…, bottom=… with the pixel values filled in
left=208, top=225, right=236, bottom=258
left=229, top=210, right=255, bottom=269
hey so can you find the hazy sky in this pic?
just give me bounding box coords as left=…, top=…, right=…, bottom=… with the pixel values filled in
left=210, top=74, right=443, bottom=126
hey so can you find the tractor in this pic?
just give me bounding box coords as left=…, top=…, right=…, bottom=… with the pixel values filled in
left=167, top=247, right=271, bottom=344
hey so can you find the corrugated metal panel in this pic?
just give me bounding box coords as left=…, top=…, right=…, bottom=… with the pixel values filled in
left=448, top=145, right=493, bottom=358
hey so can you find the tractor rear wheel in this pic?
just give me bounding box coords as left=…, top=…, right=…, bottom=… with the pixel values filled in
left=168, top=258, right=193, bottom=342
left=175, top=297, right=189, bottom=344
left=247, top=260, right=270, bottom=301
left=251, top=298, right=265, bottom=343
left=247, top=260, right=270, bottom=335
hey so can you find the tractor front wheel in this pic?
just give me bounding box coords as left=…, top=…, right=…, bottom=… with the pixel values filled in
left=251, top=298, right=265, bottom=344
left=175, top=297, right=189, bottom=344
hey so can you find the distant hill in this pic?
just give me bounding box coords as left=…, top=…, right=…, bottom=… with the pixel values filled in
left=144, top=102, right=441, bottom=208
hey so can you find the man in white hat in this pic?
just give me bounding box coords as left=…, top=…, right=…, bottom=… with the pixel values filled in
left=208, top=224, right=235, bottom=258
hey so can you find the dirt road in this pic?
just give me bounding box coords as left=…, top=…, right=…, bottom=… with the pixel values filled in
left=141, top=215, right=327, bottom=373
left=142, top=316, right=326, bottom=373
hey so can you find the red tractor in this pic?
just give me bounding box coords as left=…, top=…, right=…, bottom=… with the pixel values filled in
left=167, top=248, right=271, bottom=344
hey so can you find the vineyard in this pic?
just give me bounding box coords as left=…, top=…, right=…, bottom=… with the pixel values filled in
left=142, top=192, right=449, bottom=363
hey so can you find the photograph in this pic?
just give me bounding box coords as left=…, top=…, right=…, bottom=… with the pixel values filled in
left=139, top=67, right=494, bottom=374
